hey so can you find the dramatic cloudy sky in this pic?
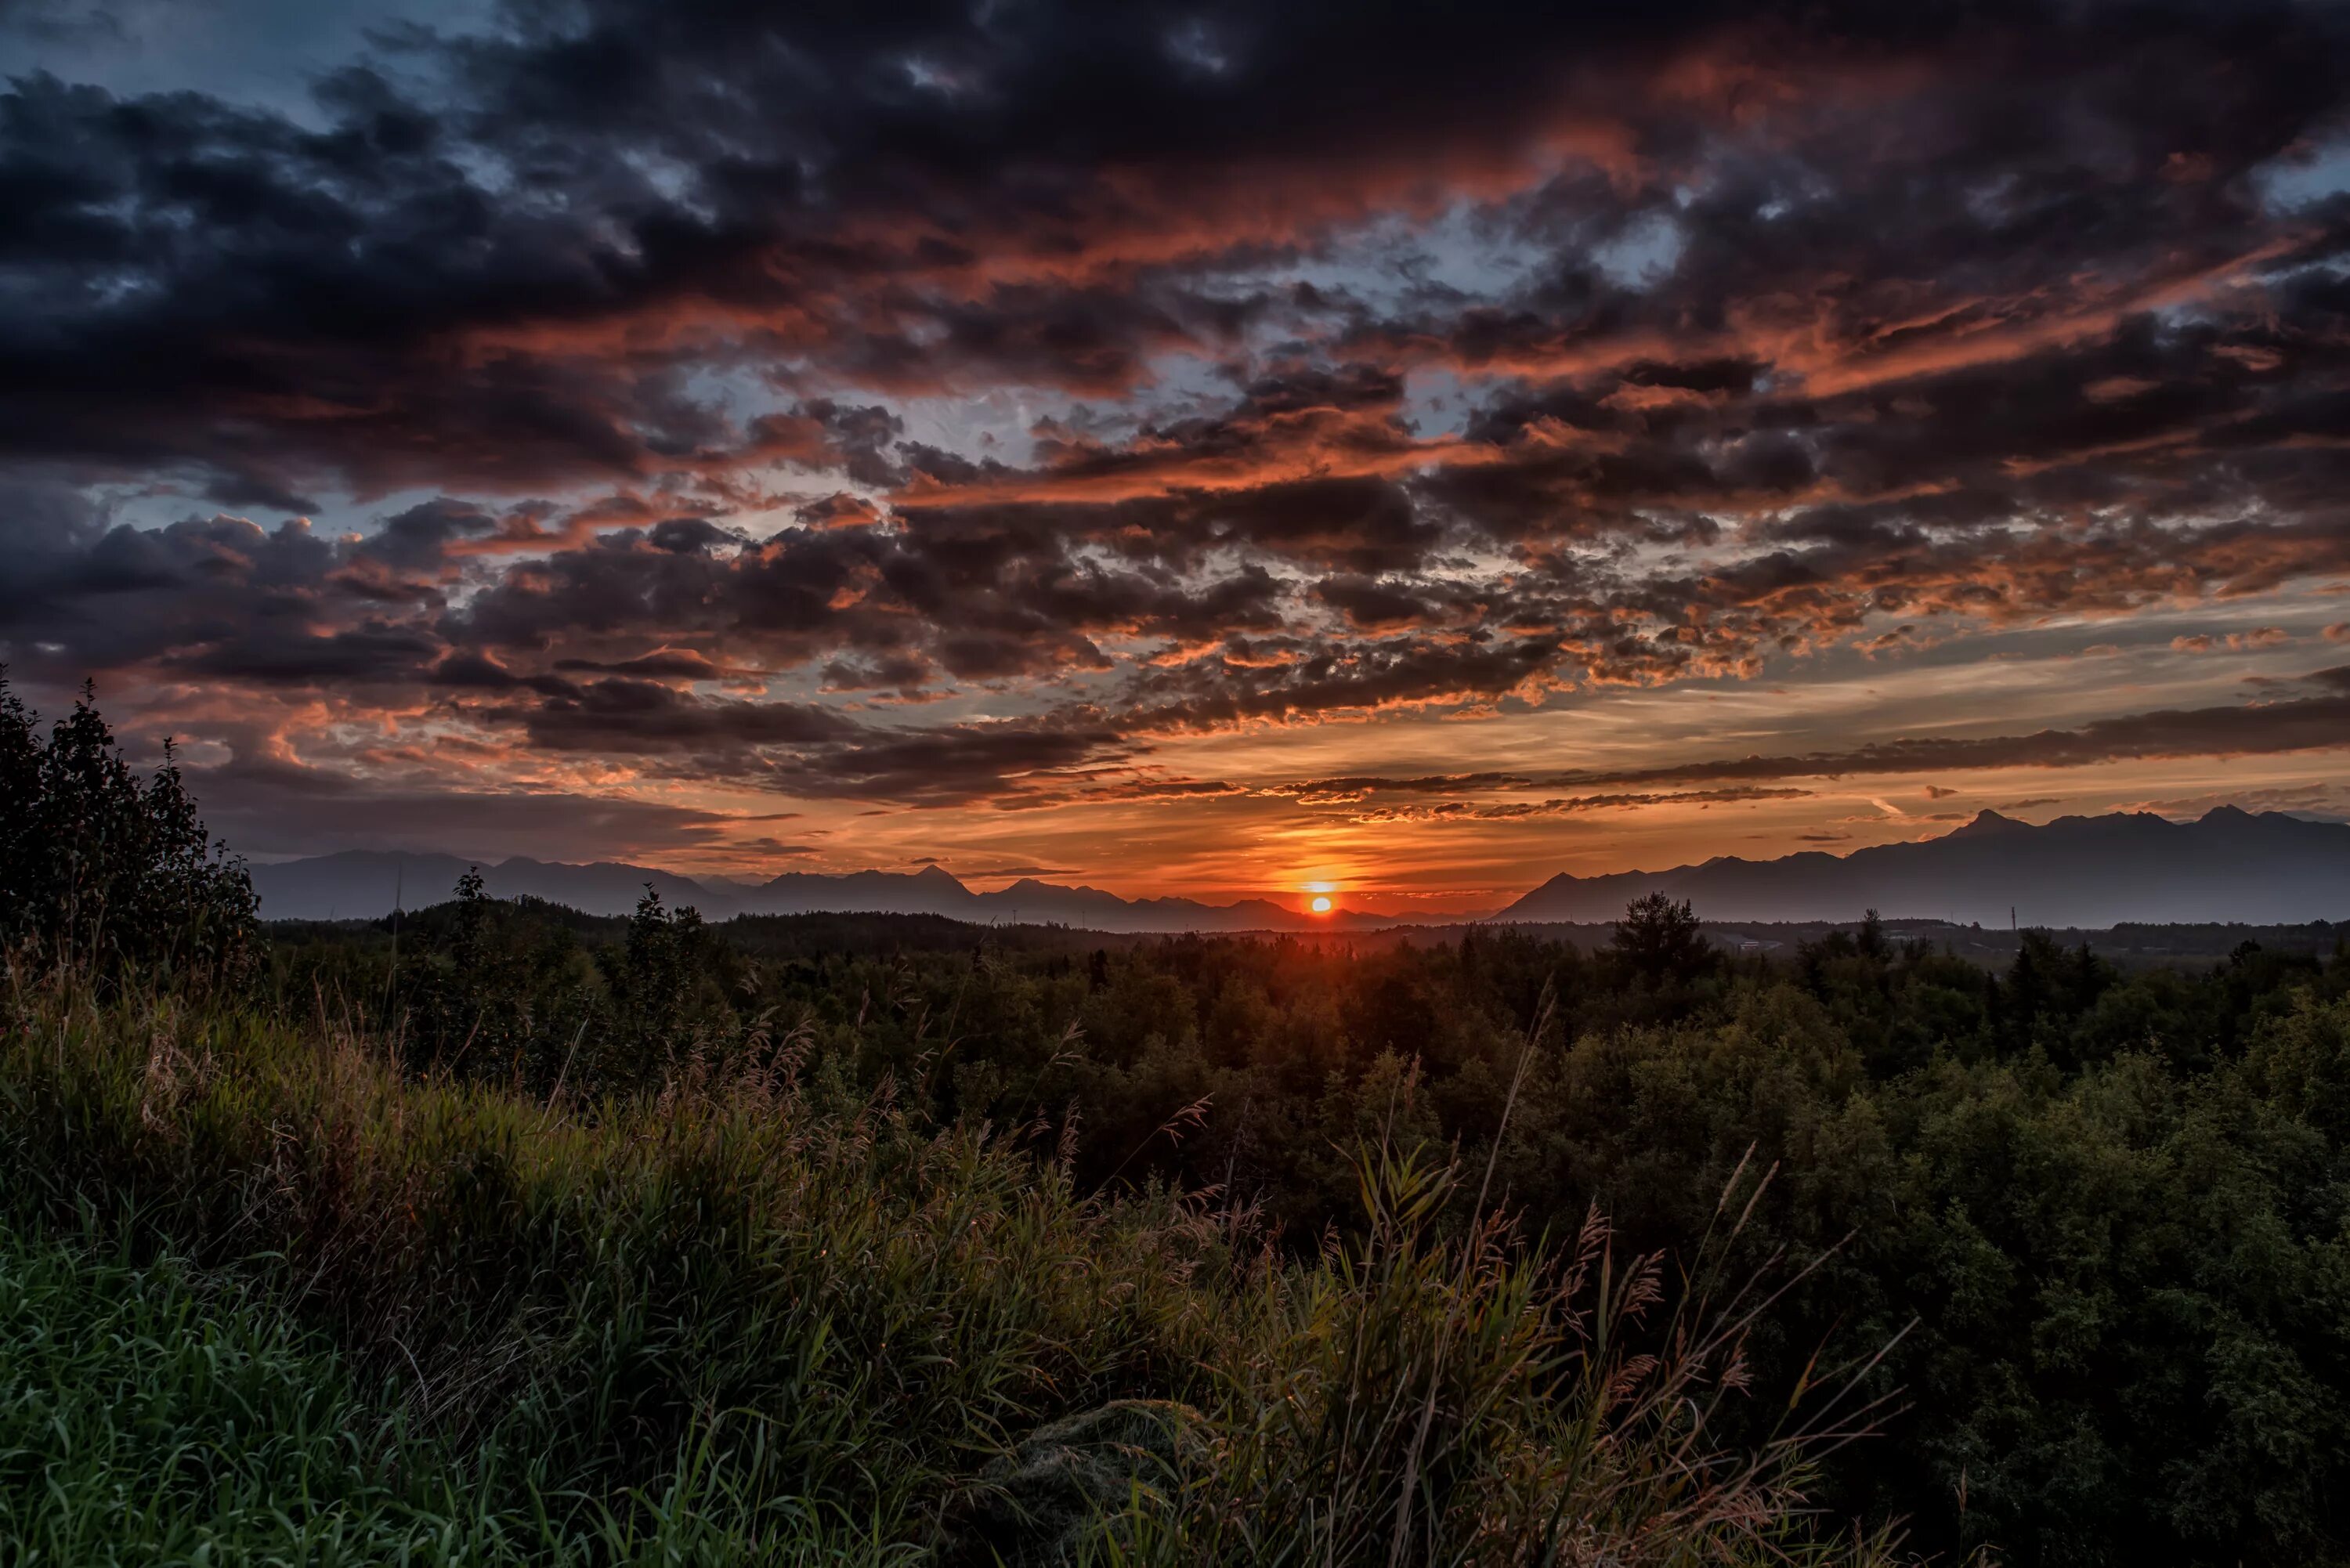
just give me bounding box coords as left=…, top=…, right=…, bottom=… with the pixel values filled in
left=5, top=0, right=2350, bottom=910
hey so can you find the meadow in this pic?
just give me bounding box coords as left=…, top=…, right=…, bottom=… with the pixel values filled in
left=5, top=677, right=2349, bottom=1565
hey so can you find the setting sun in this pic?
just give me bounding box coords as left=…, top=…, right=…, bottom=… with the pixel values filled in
left=1310, top=894, right=1333, bottom=914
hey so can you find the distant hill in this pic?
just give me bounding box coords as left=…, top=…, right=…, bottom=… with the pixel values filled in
left=246, top=851, right=724, bottom=923
left=249, top=807, right=2350, bottom=933
left=247, top=852, right=1409, bottom=932
left=1498, top=807, right=2350, bottom=927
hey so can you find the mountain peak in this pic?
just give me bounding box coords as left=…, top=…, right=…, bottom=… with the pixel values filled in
left=1499, top=805, right=2350, bottom=927
left=913, top=863, right=967, bottom=887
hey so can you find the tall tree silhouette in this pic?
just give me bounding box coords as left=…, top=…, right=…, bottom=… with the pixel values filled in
left=0, top=672, right=257, bottom=985
left=1610, top=891, right=1712, bottom=985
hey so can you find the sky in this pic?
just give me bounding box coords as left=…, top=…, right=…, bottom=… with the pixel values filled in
left=3, top=0, right=2350, bottom=913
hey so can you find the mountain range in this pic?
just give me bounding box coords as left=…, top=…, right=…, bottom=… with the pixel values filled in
left=247, top=807, right=2350, bottom=931
left=1499, top=807, right=2350, bottom=928
left=246, top=852, right=1408, bottom=932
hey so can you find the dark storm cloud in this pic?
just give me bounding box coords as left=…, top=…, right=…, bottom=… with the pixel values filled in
left=2, top=0, right=2337, bottom=499
left=0, top=503, right=435, bottom=685
left=1537, top=690, right=2350, bottom=789
left=7, top=0, right=2350, bottom=810
left=761, top=718, right=1131, bottom=807
left=175, top=753, right=805, bottom=861
left=511, top=677, right=859, bottom=753
left=444, top=507, right=1294, bottom=683
left=1344, top=786, right=1814, bottom=825
left=1229, top=684, right=2350, bottom=811
left=476, top=680, right=1138, bottom=807
left=1115, top=632, right=1570, bottom=731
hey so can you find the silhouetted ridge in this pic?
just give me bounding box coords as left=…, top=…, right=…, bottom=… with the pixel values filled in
left=248, top=808, right=2350, bottom=930
left=250, top=853, right=1403, bottom=930
left=1499, top=808, right=2350, bottom=927
left=1949, top=808, right=2029, bottom=838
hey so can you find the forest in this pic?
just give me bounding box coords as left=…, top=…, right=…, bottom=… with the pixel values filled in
left=5, top=677, right=2349, bottom=1566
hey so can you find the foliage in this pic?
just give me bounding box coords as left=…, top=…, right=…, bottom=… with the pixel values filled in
left=258, top=866, right=2350, bottom=1565
left=0, top=671, right=257, bottom=988
left=1612, top=891, right=1717, bottom=988
left=0, top=963, right=1892, bottom=1567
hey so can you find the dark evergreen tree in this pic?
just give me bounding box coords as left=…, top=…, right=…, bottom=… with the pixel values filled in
left=1610, top=891, right=1712, bottom=984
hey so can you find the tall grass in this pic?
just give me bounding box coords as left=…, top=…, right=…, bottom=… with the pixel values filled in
left=1088, top=1141, right=1906, bottom=1567
left=0, top=1224, right=852, bottom=1566
left=0, top=960, right=1911, bottom=1565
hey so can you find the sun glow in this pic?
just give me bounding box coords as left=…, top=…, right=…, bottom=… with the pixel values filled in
left=1310, top=894, right=1334, bottom=913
